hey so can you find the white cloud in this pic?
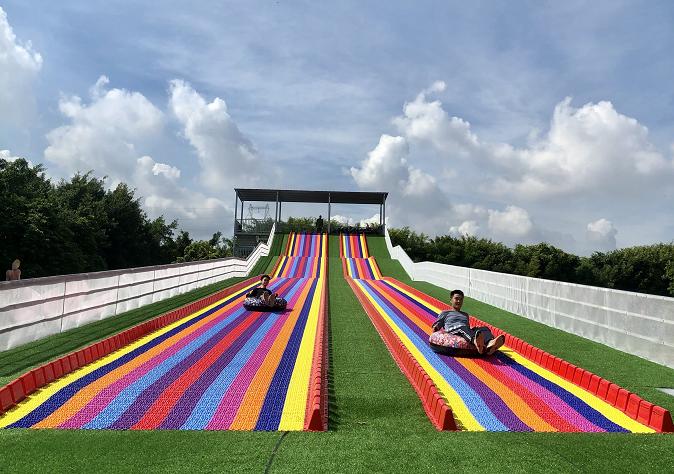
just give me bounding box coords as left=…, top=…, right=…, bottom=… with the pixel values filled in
left=43, top=77, right=235, bottom=240
left=133, top=154, right=232, bottom=238
left=449, top=220, right=479, bottom=237
left=487, top=206, right=533, bottom=238
left=359, top=213, right=382, bottom=227
left=350, top=134, right=438, bottom=199
left=392, top=86, right=480, bottom=159
left=151, top=161, right=181, bottom=180
left=351, top=82, right=674, bottom=252
left=168, top=79, right=266, bottom=193
left=390, top=84, right=674, bottom=202
left=45, top=75, right=163, bottom=178
left=350, top=134, right=410, bottom=190
left=586, top=218, right=617, bottom=252
left=331, top=214, right=354, bottom=226
left=0, top=149, right=33, bottom=166
left=350, top=133, right=449, bottom=235
left=0, top=7, right=42, bottom=125
left=491, top=98, right=672, bottom=199
left=447, top=204, right=538, bottom=245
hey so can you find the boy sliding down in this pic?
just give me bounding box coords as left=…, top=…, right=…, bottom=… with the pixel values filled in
left=432, top=289, right=505, bottom=355
left=247, top=274, right=278, bottom=307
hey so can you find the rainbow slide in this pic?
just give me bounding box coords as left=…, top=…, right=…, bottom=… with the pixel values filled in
left=340, top=233, right=672, bottom=433
left=0, top=233, right=328, bottom=431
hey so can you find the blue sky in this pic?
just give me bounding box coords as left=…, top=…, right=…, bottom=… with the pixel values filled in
left=2, top=1, right=674, bottom=253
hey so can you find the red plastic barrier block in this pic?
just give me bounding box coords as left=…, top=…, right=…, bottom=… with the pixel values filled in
left=637, top=400, right=653, bottom=425
left=626, top=394, right=643, bottom=419
left=32, top=367, right=46, bottom=388
left=75, top=350, right=86, bottom=367
left=572, top=368, right=584, bottom=385
left=51, top=360, right=64, bottom=379
left=615, top=388, right=630, bottom=410
left=69, top=353, right=81, bottom=371
left=649, top=406, right=674, bottom=432
left=512, top=338, right=522, bottom=352
left=557, top=360, right=569, bottom=377
left=90, top=344, right=100, bottom=360
left=606, top=384, right=619, bottom=405
left=61, top=356, right=73, bottom=374
left=565, top=364, right=578, bottom=380
left=9, top=380, right=25, bottom=404
left=596, top=379, right=610, bottom=399
left=43, top=364, right=55, bottom=384
left=0, top=386, right=13, bottom=412
left=534, top=349, right=544, bottom=365
left=19, top=373, right=36, bottom=395
left=82, top=347, right=93, bottom=365
left=552, top=358, right=562, bottom=374
left=581, top=371, right=592, bottom=390
left=588, top=375, right=601, bottom=394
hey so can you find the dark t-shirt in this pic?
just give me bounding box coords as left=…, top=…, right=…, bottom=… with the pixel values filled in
left=248, top=287, right=272, bottom=298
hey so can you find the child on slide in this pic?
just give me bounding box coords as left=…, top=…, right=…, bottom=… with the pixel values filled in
left=431, top=289, right=505, bottom=355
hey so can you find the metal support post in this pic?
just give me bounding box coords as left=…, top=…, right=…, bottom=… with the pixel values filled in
left=327, top=193, right=331, bottom=234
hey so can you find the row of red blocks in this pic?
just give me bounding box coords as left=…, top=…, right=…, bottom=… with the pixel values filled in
left=347, top=278, right=457, bottom=431
left=470, top=317, right=673, bottom=433
left=305, top=279, right=329, bottom=431
left=0, top=276, right=260, bottom=417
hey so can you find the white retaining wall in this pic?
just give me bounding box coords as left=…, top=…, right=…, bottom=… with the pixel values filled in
left=0, top=225, right=275, bottom=351
left=384, top=228, right=674, bottom=369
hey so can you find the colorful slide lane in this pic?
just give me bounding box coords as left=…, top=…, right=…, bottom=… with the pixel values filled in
left=0, top=233, right=328, bottom=431
left=274, top=233, right=327, bottom=279
left=340, top=233, right=382, bottom=280
left=341, top=234, right=672, bottom=433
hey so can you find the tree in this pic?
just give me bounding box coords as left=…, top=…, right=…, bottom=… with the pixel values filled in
left=102, top=183, right=155, bottom=269
left=53, top=172, right=109, bottom=273
left=0, top=158, right=72, bottom=278
left=512, top=243, right=580, bottom=281
left=173, top=230, right=192, bottom=262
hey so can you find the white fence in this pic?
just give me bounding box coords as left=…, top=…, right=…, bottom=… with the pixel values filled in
left=0, top=225, right=275, bottom=352
left=385, top=228, right=674, bottom=369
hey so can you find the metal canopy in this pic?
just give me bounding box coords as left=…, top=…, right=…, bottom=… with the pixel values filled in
left=234, top=188, right=387, bottom=205
left=233, top=188, right=387, bottom=252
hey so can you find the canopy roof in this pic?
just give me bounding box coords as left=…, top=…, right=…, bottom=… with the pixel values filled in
left=234, top=188, right=387, bottom=204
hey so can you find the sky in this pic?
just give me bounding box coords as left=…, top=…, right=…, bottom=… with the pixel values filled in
left=2, top=1, right=674, bottom=254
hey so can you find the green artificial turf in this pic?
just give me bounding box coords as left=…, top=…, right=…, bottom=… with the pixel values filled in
left=366, top=235, right=412, bottom=281
left=1, top=233, right=673, bottom=473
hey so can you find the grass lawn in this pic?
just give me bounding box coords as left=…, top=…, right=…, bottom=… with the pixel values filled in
left=1, top=233, right=673, bottom=473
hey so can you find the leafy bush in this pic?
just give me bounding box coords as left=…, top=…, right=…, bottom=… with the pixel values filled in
left=388, top=226, right=674, bottom=297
